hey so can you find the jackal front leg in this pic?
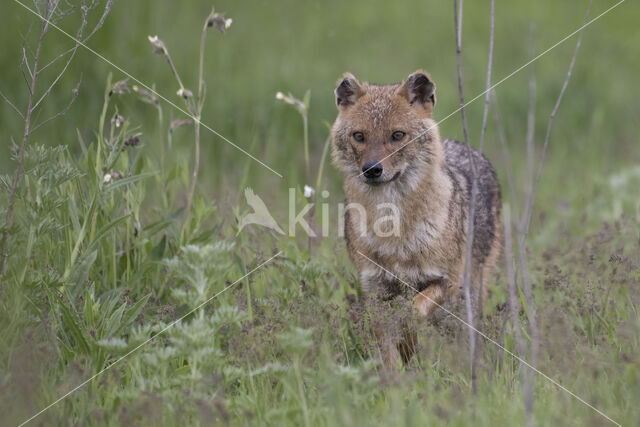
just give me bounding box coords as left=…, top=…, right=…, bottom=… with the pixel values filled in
left=413, top=278, right=446, bottom=318
left=372, top=321, right=401, bottom=373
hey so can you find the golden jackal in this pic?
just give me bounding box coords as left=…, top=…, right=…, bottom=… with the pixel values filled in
left=331, top=71, right=502, bottom=369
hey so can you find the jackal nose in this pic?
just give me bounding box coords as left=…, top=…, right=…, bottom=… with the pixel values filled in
left=362, top=161, right=383, bottom=179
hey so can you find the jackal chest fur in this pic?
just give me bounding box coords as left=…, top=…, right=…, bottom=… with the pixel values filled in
left=343, top=165, right=465, bottom=297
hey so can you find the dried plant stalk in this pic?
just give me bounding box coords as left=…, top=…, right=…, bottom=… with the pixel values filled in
left=512, top=3, right=593, bottom=425
left=476, top=0, right=495, bottom=322
left=453, top=0, right=478, bottom=394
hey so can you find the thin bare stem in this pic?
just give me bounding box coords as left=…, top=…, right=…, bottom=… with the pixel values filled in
left=519, top=28, right=540, bottom=424
left=156, top=105, right=168, bottom=208
left=21, top=47, right=33, bottom=80
left=0, top=89, right=24, bottom=119
left=476, top=0, right=495, bottom=322
left=512, top=4, right=593, bottom=424
left=38, top=45, right=75, bottom=73
left=31, top=77, right=81, bottom=132
left=456, top=0, right=463, bottom=47
left=520, top=0, right=593, bottom=242
left=525, top=24, right=537, bottom=214
left=516, top=239, right=537, bottom=427
left=454, top=0, right=477, bottom=395
left=19, top=26, right=36, bottom=60
left=31, top=5, right=88, bottom=110
left=163, top=50, right=188, bottom=102
left=0, top=5, right=49, bottom=278
left=454, top=0, right=471, bottom=148
left=183, top=12, right=213, bottom=231
left=504, top=203, right=531, bottom=427
left=314, top=136, right=331, bottom=193
left=81, top=0, right=113, bottom=42
left=478, top=0, right=495, bottom=154
left=183, top=117, right=201, bottom=227
left=504, top=205, right=525, bottom=357
left=491, top=91, right=518, bottom=215
left=198, top=9, right=212, bottom=104
left=303, top=114, right=310, bottom=182
left=38, top=0, right=112, bottom=73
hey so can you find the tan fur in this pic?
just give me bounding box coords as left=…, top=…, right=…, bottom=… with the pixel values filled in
left=331, top=71, right=502, bottom=371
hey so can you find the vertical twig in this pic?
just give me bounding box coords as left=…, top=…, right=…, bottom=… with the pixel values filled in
left=183, top=10, right=218, bottom=232
left=517, top=239, right=537, bottom=427
left=503, top=204, right=529, bottom=407
left=453, top=0, right=478, bottom=395
left=30, top=4, right=89, bottom=112
left=518, top=24, right=539, bottom=427
left=504, top=205, right=525, bottom=356
left=172, top=9, right=225, bottom=231
left=478, top=0, right=495, bottom=155
left=520, top=0, right=593, bottom=241
left=454, top=0, right=471, bottom=147
left=491, top=91, right=519, bottom=215
left=303, top=111, right=312, bottom=254
left=513, top=3, right=593, bottom=425
left=0, top=1, right=52, bottom=278
left=314, top=136, right=331, bottom=194
left=505, top=204, right=534, bottom=427
left=525, top=24, right=537, bottom=212
left=476, top=0, right=495, bottom=322
left=302, top=113, right=310, bottom=183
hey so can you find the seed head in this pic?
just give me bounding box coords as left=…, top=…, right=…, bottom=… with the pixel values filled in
left=124, top=136, right=141, bottom=147
left=208, top=13, right=232, bottom=34
left=112, top=114, right=125, bottom=128
left=132, top=85, right=159, bottom=105
left=275, top=91, right=307, bottom=115
left=147, top=35, right=167, bottom=55
left=110, top=79, right=130, bottom=96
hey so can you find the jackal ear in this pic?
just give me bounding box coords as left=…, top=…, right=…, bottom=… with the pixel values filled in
left=335, top=73, right=364, bottom=109
left=398, top=71, right=436, bottom=112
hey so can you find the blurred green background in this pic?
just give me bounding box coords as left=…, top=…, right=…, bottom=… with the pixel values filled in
left=2, top=0, right=639, bottom=208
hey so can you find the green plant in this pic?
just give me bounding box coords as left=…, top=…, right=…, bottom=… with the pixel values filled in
left=146, top=8, right=232, bottom=240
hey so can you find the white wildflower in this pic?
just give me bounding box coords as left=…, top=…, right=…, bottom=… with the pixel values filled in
left=113, top=114, right=124, bottom=127
left=304, top=185, right=315, bottom=199
left=176, top=87, right=193, bottom=99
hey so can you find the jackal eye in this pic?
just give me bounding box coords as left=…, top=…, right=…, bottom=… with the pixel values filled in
left=391, top=131, right=406, bottom=142
left=352, top=132, right=365, bottom=143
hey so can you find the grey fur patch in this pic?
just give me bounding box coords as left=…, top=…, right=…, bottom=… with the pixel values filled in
left=443, top=139, right=501, bottom=265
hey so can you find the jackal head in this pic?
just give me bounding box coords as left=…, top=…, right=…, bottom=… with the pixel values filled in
left=331, top=70, right=441, bottom=189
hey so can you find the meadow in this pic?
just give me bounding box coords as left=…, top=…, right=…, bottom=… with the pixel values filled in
left=1, top=0, right=639, bottom=425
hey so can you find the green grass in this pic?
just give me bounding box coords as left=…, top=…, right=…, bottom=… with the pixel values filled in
left=1, top=0, right=640, bottom=425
